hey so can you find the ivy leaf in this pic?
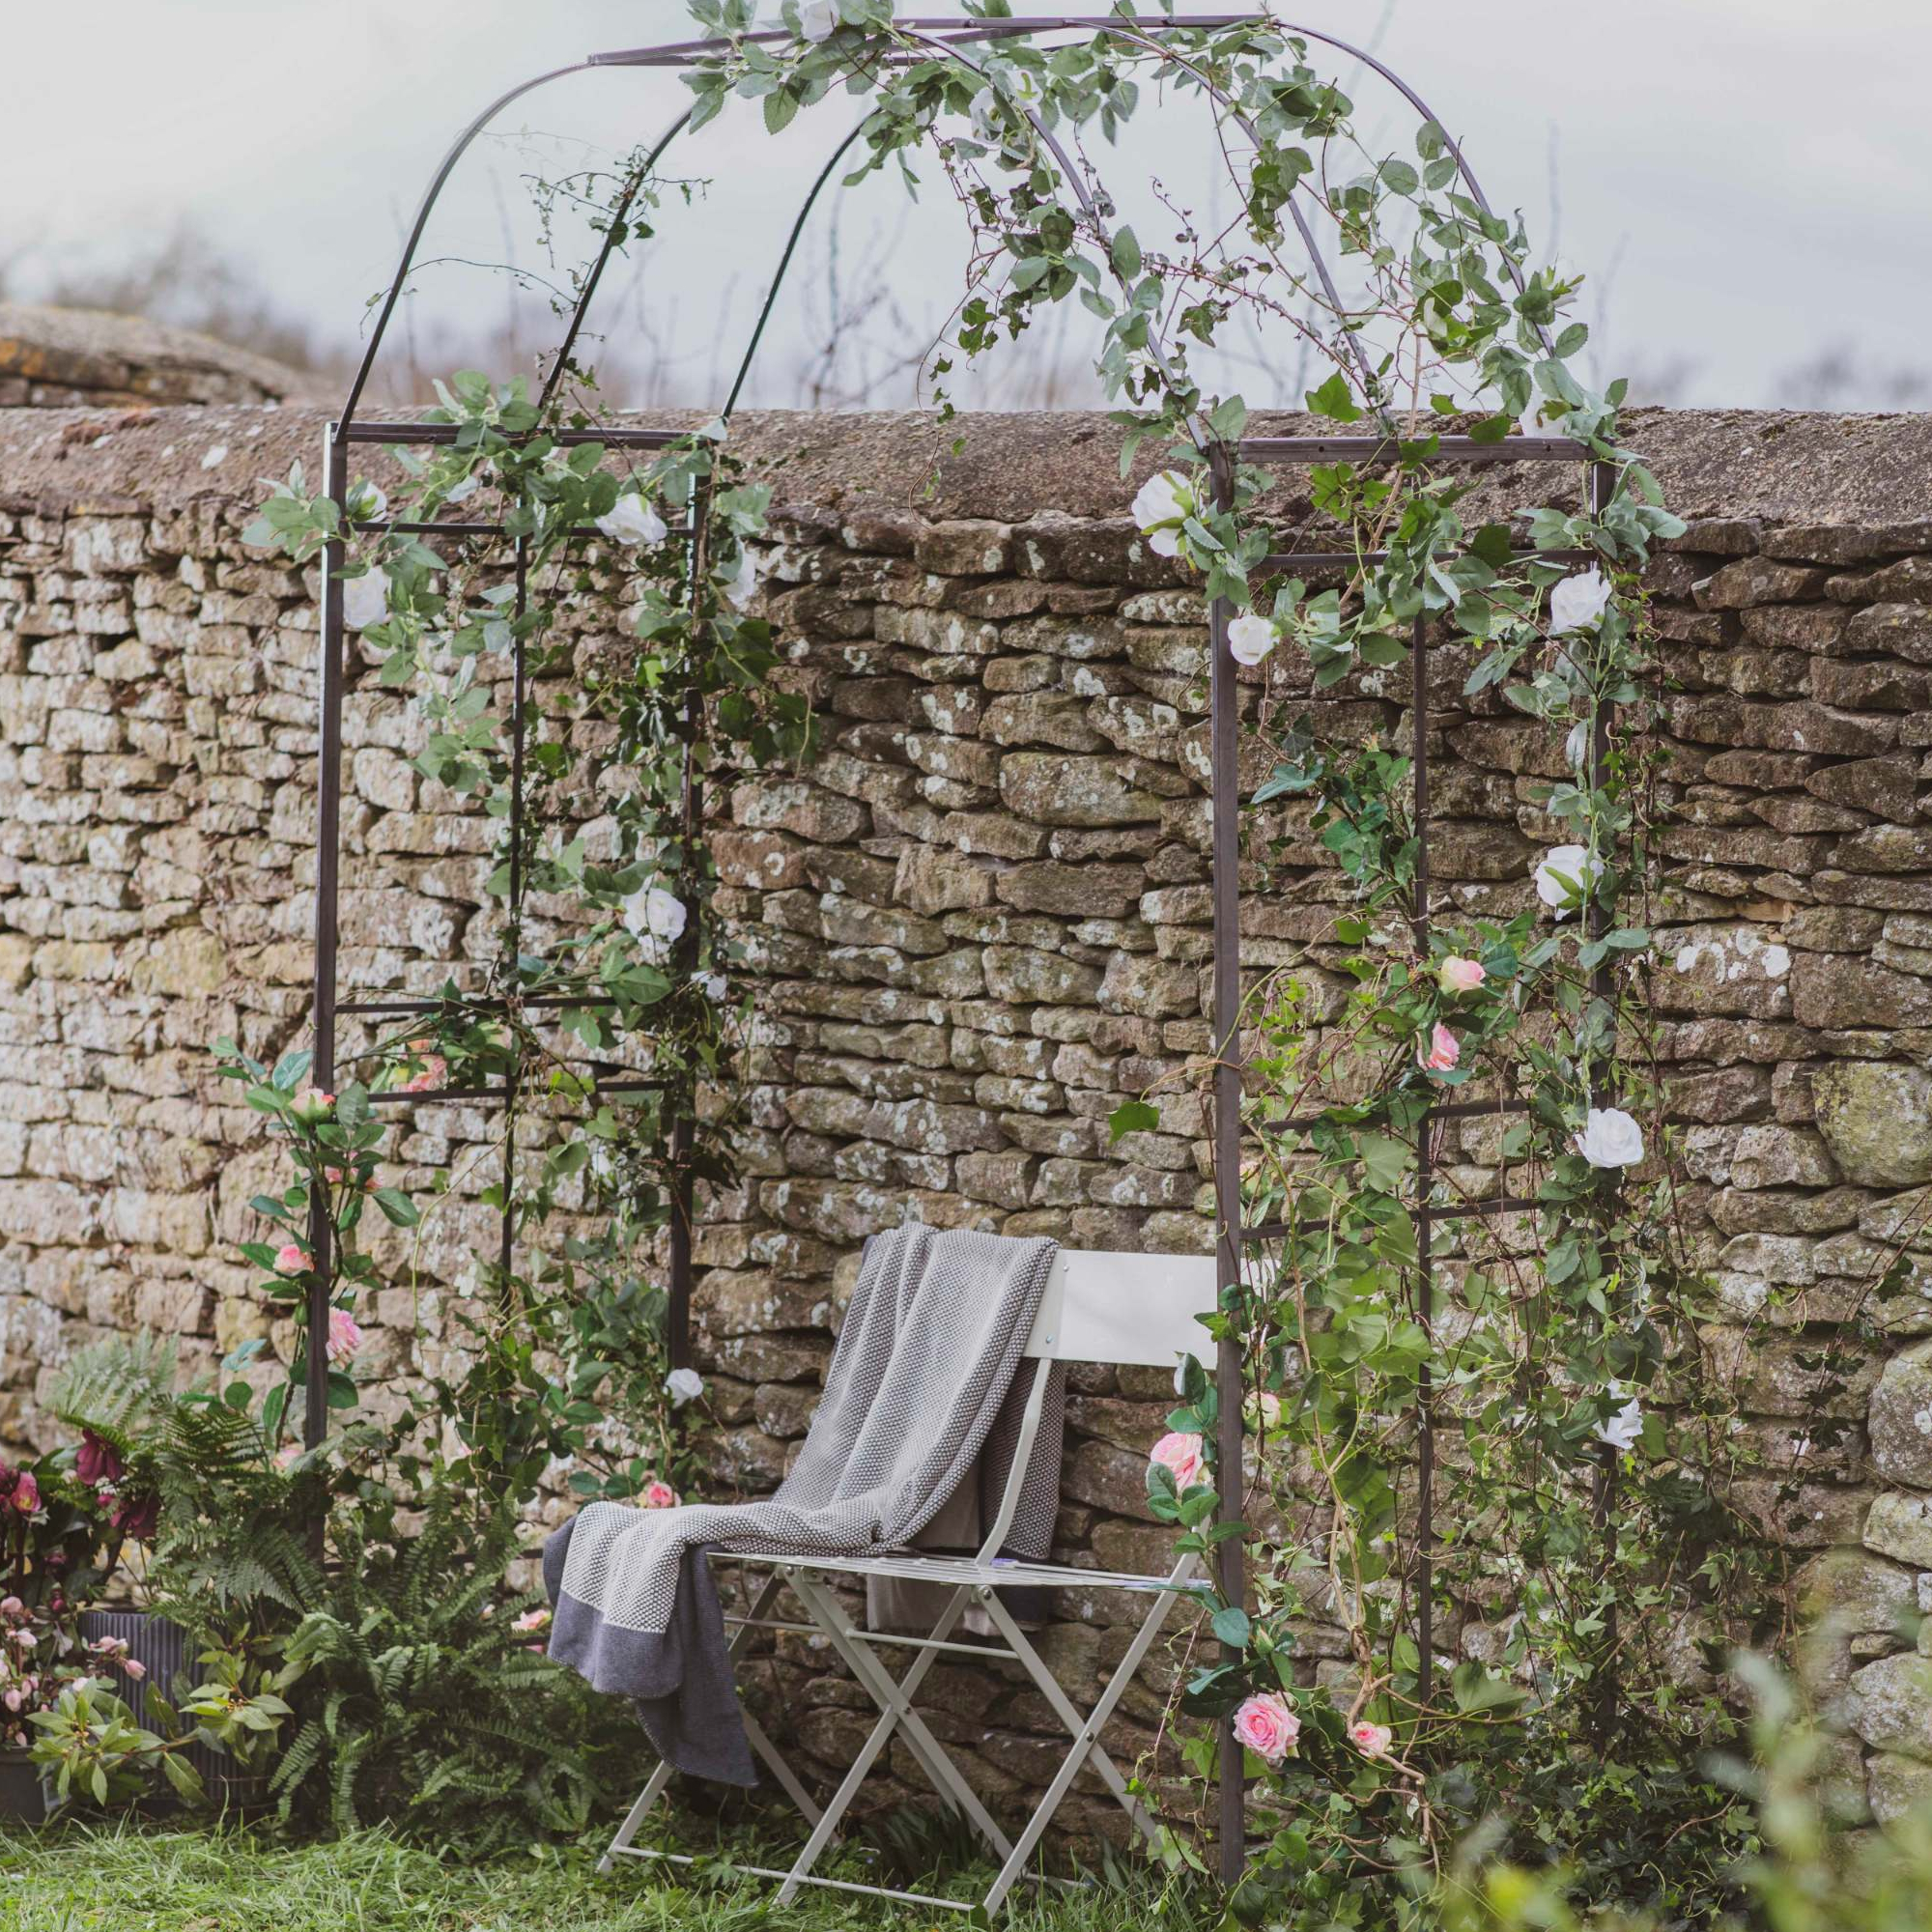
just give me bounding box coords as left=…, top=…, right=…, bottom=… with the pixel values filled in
left=1305, top=371, right=1362, bottom=423
left=1210, top=1605, right=1252, bottom=1649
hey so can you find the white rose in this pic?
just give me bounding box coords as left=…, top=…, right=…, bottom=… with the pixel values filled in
left=693, top=970, right=728, bottom=1002
left=798, top=0, right=838, bottom=41
left=1576, top=1106, right=1644, bottom=1170
left=596, top=491, right=668, bottom=548
left=1532, top=842, right=1602, bottom=919
left=723, top=548, right=759, bottom=610
left=342, top=568, right=390, bottom=630
left=1227, top=611, right=1276, bottom=668
left=1548, top=567, right=1612, bottom=635
left=1130, top=469, right=1194, bottom=559
left=666, top=1367, right=706, bottom=1406
left=621, top=884, right=687, bottom=962
left=1594, top=1389, right=1643, bottom=1452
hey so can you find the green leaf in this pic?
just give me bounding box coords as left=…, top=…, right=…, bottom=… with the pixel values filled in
left=1110, top=227, right=1142, bottom=279
left=1108, top=1099, right=1161, bottom=1143
left=1210, top=1605, right=1251, bottom=1649
left=1305, top=371, right=1362, bottom=424
left=372, top=1188, right=419, bottom=1229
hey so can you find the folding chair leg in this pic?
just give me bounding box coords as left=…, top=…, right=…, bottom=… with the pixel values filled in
left=599, top=1758, right=675, bottom=1874
left=972, top=1581, right=1181, bottom=1856
left=743, top=1707, right=822, bottom=1826
left=778, top=1571, right=1013, bottom=1902
left=599, top=1570, right=802, bottom=1873
left=978, top=1579, right=1197, bottom=1918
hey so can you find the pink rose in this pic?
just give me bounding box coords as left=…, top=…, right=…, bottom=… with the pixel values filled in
left=276, top=1243, right=307, bottom=1273
left=1415, top=1021, right=1460, bottom=1075
left=512, top=1607, right=551, bottom=1634
left=1349, top=1719, right=1392, bottom=1757
left=122, top=1658, right=146, bottom=1682
left=326, top=1309, right=362, bottom=1364
left=11, top=1473, right=39, bottom=1516
left=1438, top=955, right=1486, bottom=996
left=2, top=1689, right=18, bottom=1714
left=1233, top=1691, right=1300, bottom=1766
left=0, top=1599, right=22, bottom=1621
left=1150, top=1431, right=1208, bottom=1494
left=641, top=1480, right=679, bottom=1510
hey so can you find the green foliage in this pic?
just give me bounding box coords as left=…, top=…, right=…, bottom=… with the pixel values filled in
left=262, top=1487, right=612, bottom=1848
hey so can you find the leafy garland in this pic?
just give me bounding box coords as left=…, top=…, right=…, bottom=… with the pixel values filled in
left=229, top=1, right=1768, bottom=1914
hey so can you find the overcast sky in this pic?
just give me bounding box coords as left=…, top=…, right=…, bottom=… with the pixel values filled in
left=7, top=2, right=1929, bottom=412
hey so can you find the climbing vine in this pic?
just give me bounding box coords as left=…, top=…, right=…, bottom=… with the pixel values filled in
left=235, top=3, right=1766, bottom=1918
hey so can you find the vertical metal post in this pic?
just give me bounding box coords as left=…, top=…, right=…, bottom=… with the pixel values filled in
left=1585, top=458, right=1617, bottom=1734
left=1206, top=445, right=1246, bottom=1888
left=305, top=427, right=349, bottom=1452
left=1410, top=612, right=1435, bottom=1698
left=667, top=479, right=712, bottom=1373
left=500, top=536, right=528, bottom=1287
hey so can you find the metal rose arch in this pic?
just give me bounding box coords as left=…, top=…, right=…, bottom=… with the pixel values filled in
left=307, top=13, right=1612, bottom=1889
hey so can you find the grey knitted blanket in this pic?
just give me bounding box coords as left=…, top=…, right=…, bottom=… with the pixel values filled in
left=543, top=1226, right=1062, bottom=1784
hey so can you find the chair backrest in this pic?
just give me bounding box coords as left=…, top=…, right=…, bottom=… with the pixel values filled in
left=1023, top=1248, right=1220, bottom=1372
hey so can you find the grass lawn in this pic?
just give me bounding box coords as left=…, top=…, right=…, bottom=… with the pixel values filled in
left=0, top=1821, right=1190, bottom=1931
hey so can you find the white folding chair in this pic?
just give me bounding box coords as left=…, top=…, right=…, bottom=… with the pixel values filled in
left=598, top=1246, right=1222, bottom=1917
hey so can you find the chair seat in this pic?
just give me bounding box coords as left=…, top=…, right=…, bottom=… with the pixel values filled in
left=705, top=1546, right=1198, bottom=1598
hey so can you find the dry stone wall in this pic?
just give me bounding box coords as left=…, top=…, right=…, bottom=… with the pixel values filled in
left=3, top=401, right=1932, bottom=1833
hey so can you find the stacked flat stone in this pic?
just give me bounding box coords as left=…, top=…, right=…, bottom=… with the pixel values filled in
left=2, top=402, right=1930, bottom=1837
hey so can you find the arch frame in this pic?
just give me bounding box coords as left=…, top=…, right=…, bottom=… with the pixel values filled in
left=308, top=14, right=1605, bottom=1890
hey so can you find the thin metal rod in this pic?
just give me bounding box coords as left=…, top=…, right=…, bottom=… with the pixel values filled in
left=667, top=483, right=711, bottom=1374
left=1264, top=546, right=1597, bottom=572
left=1586, top=456, right=1619, bottom=1740
left=1239, top=434, right=1589, bottom=463
left=305, top=429, right=349, bottom=1456
left=1410, top=610, right=1435, bottom=1699
left=588, top=17, right=1270, bottom=65
left=720, top=117, right=875, bottom=421
left=338, top=62, right=594, bottom=427
left=498, top=536, right=528, bottom=1287
left=535, top=110, right=696, bottom=416
left=722, top=1615, right=1014, bottom=1661
left=335, top=421, right=687, bottom=446
left=337, top=992, right=623, bottom=1016
left=1205, top=444, right=1247, bottom=1889
left=351, top=519, right=693, bottom=541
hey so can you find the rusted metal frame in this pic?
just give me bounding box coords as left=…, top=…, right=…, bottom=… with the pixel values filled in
left=1235, top=436, right=1598, bottom=1719
left=335, top=422, right=686, bottom=446
left=353, top=520, right=694, bottom=542
left=587, top=17, right=1272, bottom=67
left=499, top=536, right=529, bottom=1287
left=1205, top=445, right=1248, bottom=1889
left=1262, top=546, right=1595, bottom=572
left=366, top=1079, right=665, bottom=1109
left=1585, top=457, right=1620, bottom=1736
left=306, top=429, right=351, bottom=1453
left=666, top=472, right=714, bottom=1376
left=1409, top=606, right=1437, bottom=1694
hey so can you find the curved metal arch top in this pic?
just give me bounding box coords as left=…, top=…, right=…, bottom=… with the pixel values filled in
left=334, top=13, right=1547, bottom=438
